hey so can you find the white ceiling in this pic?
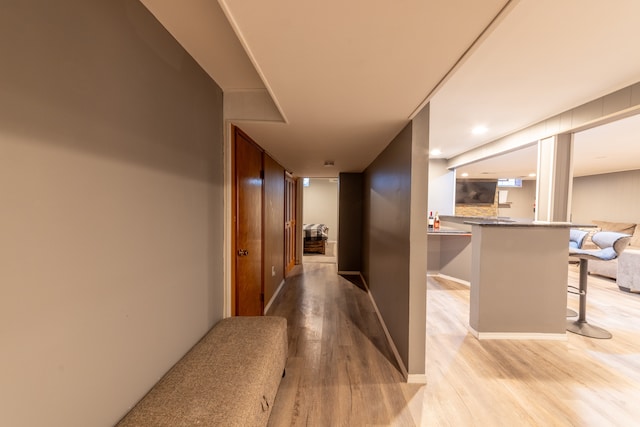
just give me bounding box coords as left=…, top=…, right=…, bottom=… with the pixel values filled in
left=141, top=0, right=640, bottom=179
left=458, top=113, right=640, bottom=180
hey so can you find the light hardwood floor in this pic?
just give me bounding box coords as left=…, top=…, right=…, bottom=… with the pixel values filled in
left=267, top=262, right=640, bottom=426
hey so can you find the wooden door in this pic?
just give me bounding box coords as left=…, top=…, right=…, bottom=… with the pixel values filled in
left=285, top=174, right=297, bottom=274
left=233, top=127, right=264, bottom=316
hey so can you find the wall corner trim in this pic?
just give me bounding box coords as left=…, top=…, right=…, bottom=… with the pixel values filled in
left=407, top=374, right=427, bottom=384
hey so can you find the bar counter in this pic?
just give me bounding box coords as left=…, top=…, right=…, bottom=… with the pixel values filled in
left=431, top=215, right=586, bottom=339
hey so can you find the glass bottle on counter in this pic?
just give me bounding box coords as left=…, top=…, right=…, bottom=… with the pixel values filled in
left=428, top=211, right=434, bottom=230
left=434, top=211, right=440, bottom=230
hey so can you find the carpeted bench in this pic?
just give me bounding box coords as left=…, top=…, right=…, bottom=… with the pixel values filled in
left=116, top=316, right=287, bottom=427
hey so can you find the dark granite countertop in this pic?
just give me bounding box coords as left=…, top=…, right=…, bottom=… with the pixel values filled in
left=440, top=215, right=593, bottom=228
left=463, top=219, right=574, bottom=227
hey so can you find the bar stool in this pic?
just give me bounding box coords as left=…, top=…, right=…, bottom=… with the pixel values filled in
left=567, top=229, right=589, bottom=318
left=567, top=231, right=631, bottom=338
left=569, top=228, right=589, bottom=250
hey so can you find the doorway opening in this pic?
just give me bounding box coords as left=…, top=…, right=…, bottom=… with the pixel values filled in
left=302, top=177, right=338, bottom=264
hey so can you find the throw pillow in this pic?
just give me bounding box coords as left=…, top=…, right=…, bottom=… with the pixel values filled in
left=579, top=227, right=601, bottom=250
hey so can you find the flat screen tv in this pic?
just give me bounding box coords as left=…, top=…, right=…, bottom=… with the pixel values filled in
left=456, top=180, right=498, bottom=205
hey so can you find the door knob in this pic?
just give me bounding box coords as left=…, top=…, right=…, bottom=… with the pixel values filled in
left=237, top=249, right=249, bottom=256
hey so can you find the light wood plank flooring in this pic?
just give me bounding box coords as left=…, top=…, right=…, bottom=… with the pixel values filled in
left=267, top=262, right=640, bottom=426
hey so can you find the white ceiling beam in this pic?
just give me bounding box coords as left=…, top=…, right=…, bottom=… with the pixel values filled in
left=447, top=81, right=640, bottom=170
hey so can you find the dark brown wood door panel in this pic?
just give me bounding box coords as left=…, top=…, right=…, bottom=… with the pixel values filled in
left=234, top=128, right=263, bottom=316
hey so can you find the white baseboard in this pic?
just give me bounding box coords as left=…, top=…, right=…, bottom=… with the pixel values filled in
left=264, top=279, right=286, bottom=314
left=468, top=325, right=567, bottom=341
left=407, top=374, right=427, bottom=384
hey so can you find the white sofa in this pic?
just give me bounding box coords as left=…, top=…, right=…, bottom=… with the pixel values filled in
left=616, top=249, right=640, bottom=292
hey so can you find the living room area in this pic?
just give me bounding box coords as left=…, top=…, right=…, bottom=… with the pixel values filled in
left=439, top=110, right=640, bottom=297
left=419, top=112, right=640, bottom=422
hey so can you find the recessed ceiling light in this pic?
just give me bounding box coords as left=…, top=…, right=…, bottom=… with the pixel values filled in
left=461, top=172, right=469, bottom=177
left=323, top=160, right=335, bottom=167
left=430, top=148, right=442, bottom=156
left=529, top=172, right=536, bottom=177
left=472, top=125, right=488, bottom=135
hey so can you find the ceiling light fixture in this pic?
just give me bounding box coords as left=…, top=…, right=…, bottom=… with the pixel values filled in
left=472, top=125, right=488, bottom=135
left=529, top=172, right=536, bottom=177
left=461, top=172, right=469, bottom=177
left=323, top=160, right=335, bottom=167
left=430, top=148, right=442, bottom=156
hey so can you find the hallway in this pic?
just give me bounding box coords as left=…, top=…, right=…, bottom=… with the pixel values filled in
left=267, top=263, right=421, bottom=426
left=267, top=263, right=640, bottom=426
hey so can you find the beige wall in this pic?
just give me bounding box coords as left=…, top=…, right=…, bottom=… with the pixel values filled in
left=571, top=169, right=640, bottom=223
left=303, top=178, right=339, bottom=241
left=428, top=159, right=455, bottom=216
left=0, top=2, right=224, bottom=426
left=497, top=180, right=536, bottom=219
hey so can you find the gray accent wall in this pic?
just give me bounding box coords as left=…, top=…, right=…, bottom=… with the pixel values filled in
left=338, top=173, right=364, bottom=272
left=363, top=124, right=412, bottom=366
left=362, top=105, right=429, bottom=377
left=428, top=235, right=472, bottom=283
left=0, top=2, right=224, bottom=426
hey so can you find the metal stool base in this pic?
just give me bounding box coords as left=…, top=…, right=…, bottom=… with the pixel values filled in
left=566, top=320, right=612, bottom=339
left=566, top=308, right=578, bottom=317
left=566, top=259, right=613, bottom=339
